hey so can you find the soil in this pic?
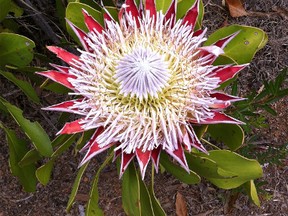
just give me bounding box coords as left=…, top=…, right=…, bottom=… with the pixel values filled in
left=0, top=0, right=287, bottom=216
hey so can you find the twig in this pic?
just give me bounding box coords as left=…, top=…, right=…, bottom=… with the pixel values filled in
left=13, top=0, right=60, bottom=44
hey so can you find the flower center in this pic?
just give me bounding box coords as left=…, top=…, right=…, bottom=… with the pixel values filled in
left=115, top=48, right=170, bottom=100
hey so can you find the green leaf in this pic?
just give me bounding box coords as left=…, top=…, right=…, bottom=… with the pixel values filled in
left=139, top=176, right=154, bottom=216
left=0, top=98, right=53, bottom=156
left=205, top=25, right=268, bottom=64
left=66, top=3, right=103, bottom=44
left=0, top=123, right=37, bottom=192
left=36, top=135, right=77, bottom=185
left=177, top=0, right=204, bottom=30
left=0, top=33, right=35, bottom=67
left=75, top=129, right=95, bottom=150
left=36, top=159, right=54, bottom=185
left=44, top=82, right=71, bottom=94
left=149, top=167, right=166, bottom=216
left=260, top=104, right=277, bottom=116
left=86, top=152, right=113, bottom=216
left=197, top=150, right=263, bottom=189
left=0, top=70, right=40, bottom=103
left=66, top=162, right=90, bottom=212
left=51, top=134, right=76, bottom=158
left=9, top=1, right=24, bottom=17
left=160, top=154, right=200, bottom=184
left=274, top=68, right=287, bottom=91
left=0, top=0, right=11, bottom=21
left=244, top=180, right=260, bottom=207
left=122, top=162, right=141, bottom=216
left=207, top=124, right=244, bottom=151
left=192, top=125, right=208, bottom=139
left=185, top=153, right=225, bottom=179
left=156, top=0, right=172, bottom=14
left=18, top=149, right=42, bottom=167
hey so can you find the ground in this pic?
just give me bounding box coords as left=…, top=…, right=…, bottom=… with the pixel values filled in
left=0, top=0, right=287, bottom=215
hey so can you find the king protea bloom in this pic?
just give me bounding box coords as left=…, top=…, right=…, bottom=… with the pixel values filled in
left=39, top=0, right=247, bottom=179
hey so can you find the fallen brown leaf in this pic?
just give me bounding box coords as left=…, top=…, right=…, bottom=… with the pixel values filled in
left=225, top=0, right=248, bottom=17
left=176, top=192, right=187, bottom=216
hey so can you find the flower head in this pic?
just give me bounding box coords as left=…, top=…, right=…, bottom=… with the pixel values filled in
left=39, top=0, right=247, bottom=178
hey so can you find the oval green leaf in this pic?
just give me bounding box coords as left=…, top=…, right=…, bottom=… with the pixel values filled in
left=0, top=33, right=35, bottom=67
left=197, top=150, right=263, bottom=189
left=205, top=25, right=268, bottom=64
left=207, top=124, right=244, bottom=151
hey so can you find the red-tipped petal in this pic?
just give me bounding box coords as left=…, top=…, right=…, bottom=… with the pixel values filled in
left=210, top=92, right=245, bottom=102
left=79, top=141, right=113, bottom=167
left=80, top=127, right=105, bottom=152
left=125, top=0, right=140, bottom=26
left=82, top=9, right=104, bottom=33
left=43, top=99, right=83, bottom=113
left=211, top=64, right=248, bottom=83
left=151, top=147, right=161, bottom=173
left=113, top=148, right=122, bottom=162
left=192, top=112, right=245, bottom=125
left=193, top=29, right=203, bottom=37
left=49, top=63, right=69, bottom=74
left=183, top=126, right=208, bottom=154
left=119, top=152, right=135, bottom=178
left=181, top=0, right=200, bottom=30
left=164, top=0, right=177, bottom=25
left=47, top=46, right=79, bottom=65
left=66, top=19, right=91, bottom=52
left=166, top=145, right=190, bottom=172
left=57, top=119, right=85, bottom=135
left=37, top=70, right=76, bottom=89
left=136, top=149, right=151, bottom=179
left=145, top=0, right=156, bottom=18
left=213, top=31, right=240, bottom=49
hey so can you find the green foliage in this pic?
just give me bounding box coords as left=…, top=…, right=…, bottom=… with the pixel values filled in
left=122, top=162, right=166, bottom=216
left=0, top=33, right=35, bottom=67
left=195, top=151, right=263, bottom=189
left=205, top=25, right=268, bottom=65
left=0, top=0, right=11, bottom=22
left=207, top=124, right=244, bottom=151
left=66, top=162, right=90, bottom=212
left=232, top=68, right=288, bottom=132
left=160, top=153, right=201, bottom=184
left=86, top=153, right=113, bottom=216
left=0, top=70, right=40, bottom=103
left=0, top=123, right=37, bottom=192
left=0, top=98, right=53, bottom=157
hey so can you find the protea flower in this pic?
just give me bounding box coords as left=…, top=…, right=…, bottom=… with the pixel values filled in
left=38, top=0, right=247, bottom=179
